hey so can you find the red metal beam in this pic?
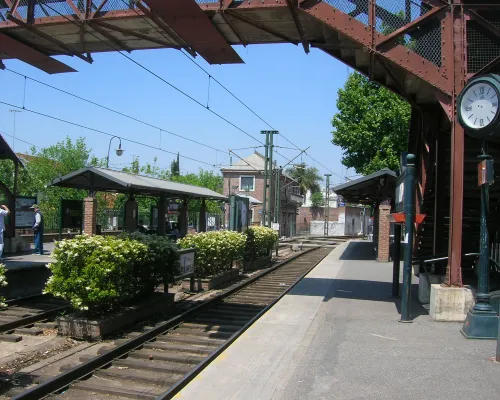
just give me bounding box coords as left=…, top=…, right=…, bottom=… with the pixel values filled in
left=5, top=0, right=21, bottom=19
left=0, top=33, right=76, bottom=73
left=7, top=14, right=93, bottom=63
left=286, top=0, right=309, bottom=53
left=376, top=6, right=447, bottom=49
left=219, top=12, right=248, bottom=47
left=65, top=0, right=82, bottom=18
left=134, top=1, right=196, bottom=57
left=93, top=21, right=180, bottom=49
left=143, top=0, right=243, bottom=64
left=470, top=55, right=500, bottom=78
left=92, top=0, right=109, bottom=17
left=227, top=11, right=299, bottom=45
left=300, top=1, right=451, bottom=96
left=445, top=4, right=465, bottom=287
left=88, top=22, right=132, bottom=53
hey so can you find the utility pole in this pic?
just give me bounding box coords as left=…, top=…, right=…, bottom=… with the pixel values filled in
left=324, top=174, right=331, bottom=236
left=260, top=130, right=278, bottom=227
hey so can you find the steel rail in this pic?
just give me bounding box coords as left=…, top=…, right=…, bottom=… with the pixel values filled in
left=13, top=246, right=326, bottom=400
left=157, top=247, right=331, bottom=399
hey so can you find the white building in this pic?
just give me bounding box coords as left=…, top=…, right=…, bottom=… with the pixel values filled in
left=302, top=187, right=339, bottom=208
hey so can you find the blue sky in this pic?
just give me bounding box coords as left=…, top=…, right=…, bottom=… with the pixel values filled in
left=0, top=43, right=356, bottom=186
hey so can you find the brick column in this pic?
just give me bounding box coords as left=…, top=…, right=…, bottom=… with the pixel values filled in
left=377, top=204, right=391, bottom=262
left=83, top=197, right=97, bottom=236
left=124, top=198, right=138, bottom=232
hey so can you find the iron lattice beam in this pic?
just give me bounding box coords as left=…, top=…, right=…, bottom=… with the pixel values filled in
left=286, top=0, right=309, bottom=54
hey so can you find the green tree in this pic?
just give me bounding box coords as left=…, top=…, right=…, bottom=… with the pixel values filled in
left=171, top=153, right=180, bottom=177
left=331, top=72, right=411, bottom=175
left=310, top=191, right=324, bottom=208
left=286, top=163, right=322, bottom=195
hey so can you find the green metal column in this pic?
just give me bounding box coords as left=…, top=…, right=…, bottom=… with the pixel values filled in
left=268, top=132, right=275, bottom=228
left=400, top=154, right=416, bottom=323
left=461, top=140, right=498, bottom=339
left=261, top=131, right=269, bottom=227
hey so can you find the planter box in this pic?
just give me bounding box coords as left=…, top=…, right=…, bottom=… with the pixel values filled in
left=182, top=268, right=239, bottom=291
left=243, top=256, right=272, bottom=271
left=57, top=293, right=174, bottom=340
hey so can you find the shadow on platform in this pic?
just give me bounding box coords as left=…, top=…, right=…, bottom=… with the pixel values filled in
left=291, top=278, right=428, bottom=318
left=339, top=241, right=376, bottom=261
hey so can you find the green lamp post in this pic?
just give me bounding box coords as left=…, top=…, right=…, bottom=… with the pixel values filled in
left=457, top=74, right=500, bottom=339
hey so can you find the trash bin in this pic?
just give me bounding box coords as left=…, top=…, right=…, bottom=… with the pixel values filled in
left=96, top=224, right=102, bottom=235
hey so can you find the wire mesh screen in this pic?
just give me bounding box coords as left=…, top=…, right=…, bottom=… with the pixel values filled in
left=412, top=19, right=441, bottom=67
left=467, top=17, right=500, bottom=74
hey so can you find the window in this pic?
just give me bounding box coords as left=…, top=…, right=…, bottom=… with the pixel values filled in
left=240, top=176, right=255, bottom=192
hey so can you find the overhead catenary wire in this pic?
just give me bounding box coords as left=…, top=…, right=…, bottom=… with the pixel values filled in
left=0, top=130, right=42, bottom=149
left=38, top=0, right=264, bottom=146
left=0, top=101, right=215, bottom=167
left=4, top=68, right=222, bottom=153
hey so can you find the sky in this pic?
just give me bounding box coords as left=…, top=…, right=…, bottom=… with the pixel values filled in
left=0, top=43, right=358, bottom=187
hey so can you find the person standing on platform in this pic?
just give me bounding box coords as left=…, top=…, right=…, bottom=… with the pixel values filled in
left=31, top=204, right=44, bottom=255
left=0, top=204, right=10, bottom=261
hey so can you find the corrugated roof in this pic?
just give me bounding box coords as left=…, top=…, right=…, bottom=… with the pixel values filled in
left=50, top=167, right=227, bottom=201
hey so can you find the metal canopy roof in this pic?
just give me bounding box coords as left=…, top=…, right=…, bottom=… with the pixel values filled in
left=333, top=168, right=397, bottom=205
left=0, top=134, right=23, bottom=165
left=50, top=167, right=227, bottom=201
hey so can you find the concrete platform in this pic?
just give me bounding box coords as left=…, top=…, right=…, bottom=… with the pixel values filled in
left=174, top=241, right=500, bottom=400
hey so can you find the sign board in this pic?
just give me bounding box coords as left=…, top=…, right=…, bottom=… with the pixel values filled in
left=61, top=199, right=83, bottom=230
left=229, top=195, right=250, bottom=232
left=175, top=248, right=196, bottom=281
left=395, top=170, right=406, bottom=213
left=272, top=222, right=280, bottom=231
left=15, top=196, right=37, bottom=228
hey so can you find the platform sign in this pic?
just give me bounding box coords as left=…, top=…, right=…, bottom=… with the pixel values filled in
left=175, top=248, right=196, bottom=291
left=395, top=170, right=406, bottom=213
left=15, top=196, right=37, bottom=228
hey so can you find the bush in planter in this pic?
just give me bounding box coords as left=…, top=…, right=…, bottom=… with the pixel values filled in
left=120, top=232, right=181, bottom=284
left=178, top=231, right=246, bottom=278
left=44, top=235, right=153, bottom=314
left=0, top=264, right=7, bottom=308
left=244, top=226, right=278, bottom=261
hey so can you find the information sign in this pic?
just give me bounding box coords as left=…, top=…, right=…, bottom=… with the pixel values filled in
left=15, top=197, right=37, bottom=228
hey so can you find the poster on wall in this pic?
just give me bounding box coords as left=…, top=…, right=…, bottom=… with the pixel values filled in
left=229, top=195, right=250, bottom=232
left=15, top=197, right=37, bottom=228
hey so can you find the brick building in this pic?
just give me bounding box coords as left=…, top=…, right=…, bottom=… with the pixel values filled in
left=220, top=152, right=303, bottom=236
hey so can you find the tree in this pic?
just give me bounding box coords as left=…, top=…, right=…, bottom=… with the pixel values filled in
left=331, top=72, right=411, bottom=175
left=286, top=163, right=322, bottom=195
left=310, top=191, right=324, bottom=208
left=171, top=153, right=180, bottom=177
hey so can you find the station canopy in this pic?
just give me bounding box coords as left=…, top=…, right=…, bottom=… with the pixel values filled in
left=50, top=167, right=227, bottom=201
left=333, top=168, right=397, bottom=205
left=0, top=134, right=23, bottom=165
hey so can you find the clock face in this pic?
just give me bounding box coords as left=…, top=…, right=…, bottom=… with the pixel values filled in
left=460, top=82, right=499, bottom=130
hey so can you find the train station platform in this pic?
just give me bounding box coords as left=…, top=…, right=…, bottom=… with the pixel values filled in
left=174, top=240, right=500, bottom=400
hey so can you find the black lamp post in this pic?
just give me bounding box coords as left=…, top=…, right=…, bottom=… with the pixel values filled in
left=457, top=74, right=500, bottom=339
left=106, top=136, right=124, bottom=168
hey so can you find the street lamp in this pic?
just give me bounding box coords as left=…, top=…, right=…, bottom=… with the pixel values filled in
left=106, top=136, right=124, bottom=168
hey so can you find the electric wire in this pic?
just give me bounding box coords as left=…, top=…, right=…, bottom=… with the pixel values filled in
left=38, top=0, right=264, bottom=145
left=0, top=101, right=215, bottom=167
left=4, top=68, right=221, bottom=153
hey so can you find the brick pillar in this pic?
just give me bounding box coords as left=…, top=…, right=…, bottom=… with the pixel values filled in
left=83, top=197, right=97, bottom=236
left=377, top=204, right=391, bottom=262
left=124, top=198, right=138, bottom=232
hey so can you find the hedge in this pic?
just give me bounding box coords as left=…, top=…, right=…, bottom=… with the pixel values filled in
left=244, top=226, right=278, bottom=261
left=178, top=231, right=246, bottom=278
left=0, top=264, right=7, bottom=308
left=44, top=235, right=164, bottom=314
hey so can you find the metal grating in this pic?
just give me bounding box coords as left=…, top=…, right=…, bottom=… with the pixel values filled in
left=467, top=17, right=500, bottom=73
left=412, top=18, right=441, bottom=67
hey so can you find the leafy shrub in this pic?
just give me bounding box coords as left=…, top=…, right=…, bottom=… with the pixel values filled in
left=244, top=226, right=278, bottom=261
left=44, top=235, right=153, bottom=314
left=0, top=264, right=7, bottom=308
left=178, top=231, right=246, bottom=278
left=120, top=232, right=180, bottom=284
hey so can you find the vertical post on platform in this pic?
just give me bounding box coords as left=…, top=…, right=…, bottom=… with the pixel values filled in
left=461, top=140, right=497, bottom=339
left=392, top=223, right=401, bottom=297
left=268, top=132, right=275, bottom=228
left=261, top=131, right=269, bottom=227
left=400, top=154, right=416, bottom=323
left=275, top=168, right=281, bottom=256
left=324, top=174, right=331, bottom=236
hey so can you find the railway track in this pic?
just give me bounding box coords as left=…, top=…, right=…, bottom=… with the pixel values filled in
left=0, top=296, right=70, bottom=340
left=12, top=246, right=333, bottom=400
